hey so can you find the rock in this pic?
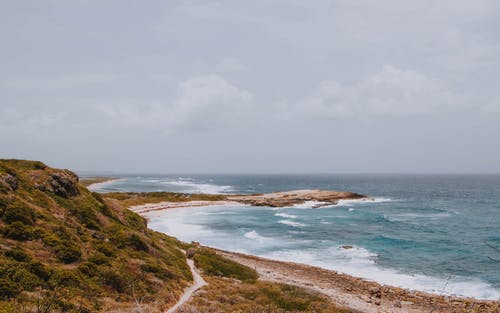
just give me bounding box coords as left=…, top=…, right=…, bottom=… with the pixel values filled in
left=34, top=170, right=80, bottom=198
left=228, top=189, right=367, bottom=207
left=340, top=245, right=353, bottom=250
left=394, top=301, right=401, bottom=308
left=0, top=174, right=19, bottom=192
left=186, top=247, right=197, bottom=259
left=374, top=299, right=381, bottom=305
left=369, top=286, right=382, bottom=298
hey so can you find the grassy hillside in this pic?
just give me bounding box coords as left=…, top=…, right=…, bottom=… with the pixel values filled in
left=0, top=160, right=191, bottom=313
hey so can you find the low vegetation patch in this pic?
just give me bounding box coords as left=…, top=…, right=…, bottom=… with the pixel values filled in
left=178, top=277, right=349, bottom=313
left=193, top=248, right=258, bottom=283
left=105, top=191, right=226, bottom=207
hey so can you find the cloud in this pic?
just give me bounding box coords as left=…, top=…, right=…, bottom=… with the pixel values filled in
left=102, top=74, right=252, bottom=130
left=297, top=65, right=465, bottom=119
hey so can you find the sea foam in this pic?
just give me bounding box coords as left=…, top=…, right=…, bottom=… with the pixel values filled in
left=278, top=220, right=306, bottom=227
left=275, top=212, right=298, bottom=218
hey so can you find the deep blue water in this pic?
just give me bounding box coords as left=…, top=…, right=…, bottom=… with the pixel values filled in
left=89, top=174, right=500, bottom=299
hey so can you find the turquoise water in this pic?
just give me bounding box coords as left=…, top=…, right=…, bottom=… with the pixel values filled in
left=90, top=174, right=500, bottom=299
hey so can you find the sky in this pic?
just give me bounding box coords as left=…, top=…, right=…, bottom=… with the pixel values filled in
left=1, top=0, right=500, bottom=174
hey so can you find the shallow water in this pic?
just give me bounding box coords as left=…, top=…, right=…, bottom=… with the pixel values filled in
left=90, top=174, right=500, bottom=299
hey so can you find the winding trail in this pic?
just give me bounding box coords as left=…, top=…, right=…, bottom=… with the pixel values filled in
left=165, top=258, right=206, bottom=313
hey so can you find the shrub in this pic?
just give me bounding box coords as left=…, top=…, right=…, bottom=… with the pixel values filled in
left=124, top=210, right=147, bottom=231
left=78, top=262, right=98, bottom=277
left=100, top=269, right=126, bottom=293
left=140, top=263, right=175, bottom=280
left=1, top=203, right=35, bottom=225
left=2, top=222, right=35, bottom=241
left=28, top=261, right=51, bottom=281
left=54, top=244, right=81, bottom=263
left=88, top=253, right=110, bottom=265
left=11, top=268, right=43, bottom=291
left=128, top=234, right=149, bottom=252
left=4, top=248, right=31, bottom=262
left=194, top=249, right=258, bottom=283
left=0, top=278, right=20, bottom=299
left=95, top=242, right=116, bottom=257
left=261, top=285, right=313, bottom=311
left=50, top=269, right=83, bottom=288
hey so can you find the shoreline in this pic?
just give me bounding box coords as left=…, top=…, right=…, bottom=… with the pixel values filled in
left=125, top=199, right=499, bottom=311
left=215, top=249, right=499, bottom=313
left=83, top=177, right=123, bottom=191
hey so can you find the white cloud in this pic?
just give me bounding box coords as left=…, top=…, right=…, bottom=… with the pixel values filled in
left=297, top=65, right=465, bottom=119
left=102, top=74, right=252, bottom=130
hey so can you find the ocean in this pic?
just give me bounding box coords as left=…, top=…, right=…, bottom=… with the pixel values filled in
left=89, top=174, right=500, bottom=300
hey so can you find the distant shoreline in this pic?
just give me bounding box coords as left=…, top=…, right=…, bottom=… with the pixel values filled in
left=81, top=177, right=122, bottom=190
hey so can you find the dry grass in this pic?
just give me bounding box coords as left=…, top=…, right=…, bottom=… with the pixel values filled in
left=178, top=277, right=351, bottom=313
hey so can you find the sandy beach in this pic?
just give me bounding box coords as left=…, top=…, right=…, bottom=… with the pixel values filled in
left=84, top=178, right=124, bottom=191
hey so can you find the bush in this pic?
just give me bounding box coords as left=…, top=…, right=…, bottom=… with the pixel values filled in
left=78, top=262, right=98, bottom=277
left=11, top=268, right=43, bottom=291
left=261, top=284, right=314, bottom=311
left=4, top=248, right=31, bottom=262
left=0, top=278, right=20, bottom=299
left=95, top=242, right=116, bottom=257
left=1, top=203, right=35, bottom=225
left=124, top=210, right=147, bottom=231
left=54, top=244, right=81, bottom=263
left=2, top=222, right=35, bottom=241
left=194, top=249, right=258, bottom=283
left=50, top=269, right=83, bottom=288
left=100, top=269, right=126, bottom=293
left=140, top=263, right=175, bottom=280
left=128, top=234, right=149, bottom=252
left=28, top=261, right=51, bottom=281
left=88, top=253, right=110, bottom=265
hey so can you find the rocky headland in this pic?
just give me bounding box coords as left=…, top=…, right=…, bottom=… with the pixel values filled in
left=227, top=189, right=367, bottom=207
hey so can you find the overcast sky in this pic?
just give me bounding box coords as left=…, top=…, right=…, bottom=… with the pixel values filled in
left=1, top=1, right=500, bottom=173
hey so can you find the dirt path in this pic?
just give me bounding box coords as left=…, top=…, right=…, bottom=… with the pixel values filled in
left=165, top=258, right=206, bottom=313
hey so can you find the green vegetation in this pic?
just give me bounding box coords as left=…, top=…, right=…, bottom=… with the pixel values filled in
left=0, top=159, right=190, bottom=312
left=105, top=191, right=226, bottom=207
left=193, top=248, right=258, bottom=283
left=79, top=177, right=116, bottom=187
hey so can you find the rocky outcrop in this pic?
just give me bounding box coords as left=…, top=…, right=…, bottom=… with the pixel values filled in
left=228, top=189, right=367, bottom=207
left=0, top=174, right=19, bottom=192
left=32, top=170, right=80, bottom=198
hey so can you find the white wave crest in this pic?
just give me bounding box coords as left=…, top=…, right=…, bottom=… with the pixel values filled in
left=278, top=220, right=306, bottom=227
left=275, top=212, right=298, bottom=219
left=292, top=201, right=329, bottom=208
left=161, top=179, right=232, bottom=194
left=244, top=230, right=265, bottom=242
left=336, top=197, right=393, bottom=206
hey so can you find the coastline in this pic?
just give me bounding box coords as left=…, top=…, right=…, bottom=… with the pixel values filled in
left=83, top=177, right=123, bottom=191
left=128, top=200, right=500, bottom=311
left=215, top=249, right=499, bottom=313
